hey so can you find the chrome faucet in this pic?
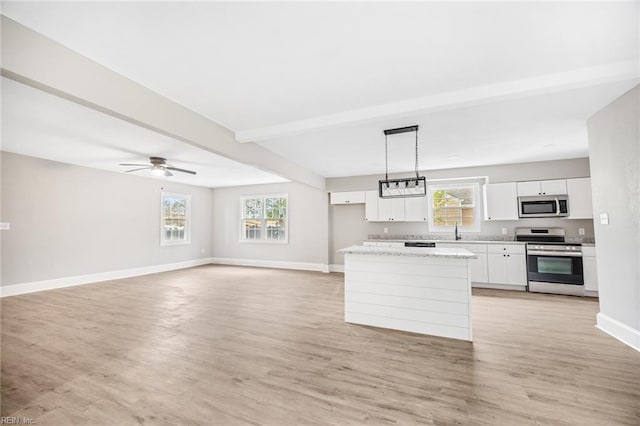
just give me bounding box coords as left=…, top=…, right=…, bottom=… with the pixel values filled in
left=455, top=222, right=462, bottom=240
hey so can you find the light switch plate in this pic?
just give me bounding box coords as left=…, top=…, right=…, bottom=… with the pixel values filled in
left=579, top=228, right=585, bottom=235
left=0, top=223, right=10, bottom=230
left=599, top=213, right=609, bottom=225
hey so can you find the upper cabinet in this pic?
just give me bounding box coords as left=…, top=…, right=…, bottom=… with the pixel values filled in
left=403, top=196, right=429, bottom=222
left=567, top=178, right=593, bottom=219
left=364, top=191, right=379, bottom=221
left=365, top=190, right=427, bottom=222
left=330, top=191, right=366, bottom=205
left=377, top=197, right=405, bottom=221
left=483, top=182, right=518, bottom=221
left=517, top=179, right=567, bottom=196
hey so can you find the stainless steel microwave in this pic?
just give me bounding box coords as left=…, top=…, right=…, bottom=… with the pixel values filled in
left=518, top=195, right=569, bottom=218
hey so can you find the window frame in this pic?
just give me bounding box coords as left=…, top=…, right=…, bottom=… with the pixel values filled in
left=160, top=191, right=192, bottom=246
left=239, top=193, right=289, bottom=244
left=427, top=182, right=482, bottom=233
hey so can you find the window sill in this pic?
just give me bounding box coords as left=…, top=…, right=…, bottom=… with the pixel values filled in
left=239, top=239, right=289, bottom=244
left=161, top=240, right=192, bottom=247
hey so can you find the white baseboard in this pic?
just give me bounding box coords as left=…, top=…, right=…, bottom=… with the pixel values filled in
left=472, top=282, right=527, bottom=291
left=329, top=264, right=345, bottom=273
left=210, top=257, right=330, bottom=273
left=0, top=258, right=213, bottom=298
left=596, top=313, right=640, bottom=352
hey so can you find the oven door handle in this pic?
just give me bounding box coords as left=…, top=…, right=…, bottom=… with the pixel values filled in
left=527, top=250, right=583, bottom=257
left=555, top=197, right=561, bottom=216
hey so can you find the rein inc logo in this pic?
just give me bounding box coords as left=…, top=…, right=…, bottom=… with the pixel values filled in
left=0, top=418, right=34, bottom=425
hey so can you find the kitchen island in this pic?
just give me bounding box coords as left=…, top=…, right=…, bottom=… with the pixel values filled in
left=338, top=245, right=477, bottom=341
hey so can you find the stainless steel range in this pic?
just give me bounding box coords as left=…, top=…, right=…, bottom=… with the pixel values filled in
left=515, top=228, right=584, bottom=296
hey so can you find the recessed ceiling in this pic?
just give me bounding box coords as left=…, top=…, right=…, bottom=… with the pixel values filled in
left=0, top=78, right=289, bottom=188
left=1, top=1, right=638, bottom=180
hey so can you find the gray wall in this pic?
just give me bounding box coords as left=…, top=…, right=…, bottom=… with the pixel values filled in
left=328, top=158, right=594, bottom=265
left=587, top=85, right=639, bottom=333
left=1, top=152, right=213, bottom=286
left=211, top=182, right=329, bottom=268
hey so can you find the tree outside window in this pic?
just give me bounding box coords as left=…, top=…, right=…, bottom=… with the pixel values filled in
left=241, top=194, right=288, bottom=243
left=161, top=192, right=191, bottom=246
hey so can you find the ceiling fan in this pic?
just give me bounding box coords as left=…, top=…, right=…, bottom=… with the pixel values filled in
left=119, top=157, right=196, bottom=177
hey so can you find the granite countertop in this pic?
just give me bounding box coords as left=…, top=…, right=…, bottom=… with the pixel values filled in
left=365, top=239, right=526, bottom=245
left=338, top=245, right=477, bottom=259
left=367, top=234, right=596, bottom=245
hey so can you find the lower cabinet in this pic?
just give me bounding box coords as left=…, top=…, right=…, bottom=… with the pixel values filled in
left=438, top=243, right=488, bottom=284
left=486, top=244, right=527, bottom=287
left=582, top=246, right=598, bottom=295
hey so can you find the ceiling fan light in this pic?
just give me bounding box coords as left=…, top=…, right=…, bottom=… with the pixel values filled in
left=151, top=167, right=165, bottom=176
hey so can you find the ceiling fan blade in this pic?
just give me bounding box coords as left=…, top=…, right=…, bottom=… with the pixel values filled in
left=119, top=163, right=150, bottom=167
left=166, top=166, right=196, bottom=175
left=164, top=170, right=173, bottom=177
left=125, top=167, right=151, bottom=173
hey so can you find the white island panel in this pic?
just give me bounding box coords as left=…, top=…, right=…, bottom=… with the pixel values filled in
left=340, top=246, right=474, bottom=341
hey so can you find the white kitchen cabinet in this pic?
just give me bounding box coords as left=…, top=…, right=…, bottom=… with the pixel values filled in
left=365, top=191, right=405, bottom=222
left=517, top=179, right=567, bottom=196
left=330, top=191, right=366, bottom=205
left=567, top=178, right=593, bottom=219
left=378, top=197, right=405, bottom=221
left=582, top=246, right=598, bottom=295
left=404, top=195, right=428, bottom=221
left=365, top=191, right=379, bottom=221
left=438, top=242, right=489, bottom=283
left=487, top=244, right=527, bottom=286
left=483, top=182, right=518, bottom=220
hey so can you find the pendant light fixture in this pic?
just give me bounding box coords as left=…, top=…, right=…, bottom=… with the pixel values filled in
left=378, top=125, right=426, bottom=198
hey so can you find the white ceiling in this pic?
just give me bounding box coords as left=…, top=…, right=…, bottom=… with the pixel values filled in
left=257, top=80, right=637, bottom=177
left=1, top=78, right=289, bottom=188
left=2, top=1, right=639, bottom=179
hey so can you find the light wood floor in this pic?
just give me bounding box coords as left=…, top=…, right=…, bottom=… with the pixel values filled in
left=2, top=265, right=639, bottom=425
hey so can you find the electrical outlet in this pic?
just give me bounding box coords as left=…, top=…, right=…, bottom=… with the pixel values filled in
left=501, top=227, right=508, bottom=235
left=599, top=213, right=609, bottom=225
left=383, top=227, right=389, bottom=234
left=578, top=228, right=585, bottom=235
left=201, top=248, right=205, bottom=254
left=0, top=223, right=10, bottom=230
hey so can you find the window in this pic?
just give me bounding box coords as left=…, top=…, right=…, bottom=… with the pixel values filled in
left=240, top=194, right=288, bottom=243
left=428, top=182, right=481, bottom=232
left=161, top=192, right=191, bottom=246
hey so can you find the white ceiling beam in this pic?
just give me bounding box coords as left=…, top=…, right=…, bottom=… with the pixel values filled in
left=235, top=61, right=639, bottom=143
left=0, top=15, right=325, bottom=190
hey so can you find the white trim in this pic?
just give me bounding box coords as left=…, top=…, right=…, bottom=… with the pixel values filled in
left=596, top=313, right=640, bottom=352
left=211, top=257, right=329, bottom=273
left=239, top=193, right=289, bottom=244
left=329, top=264, right=345, bottom=273
left=160, top=192, right=192, bottom=247
left=472, top=283, right=527, bottom=291
left=0, top=258, right=213, bottom=298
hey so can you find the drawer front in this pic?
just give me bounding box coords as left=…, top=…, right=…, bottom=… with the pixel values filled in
left=487, top=244, right=526, bottom=255
left=582, top=246, right=596, bottom=257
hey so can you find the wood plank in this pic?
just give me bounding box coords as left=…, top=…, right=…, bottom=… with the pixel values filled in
left=2, top=265, right=639, bottom=425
